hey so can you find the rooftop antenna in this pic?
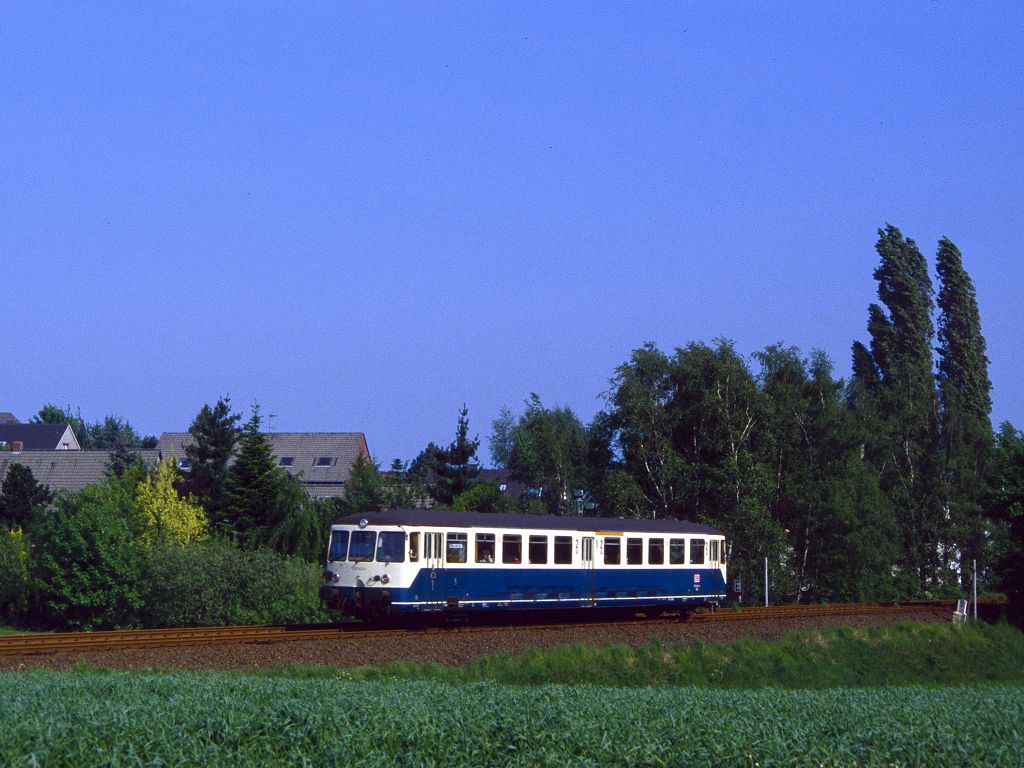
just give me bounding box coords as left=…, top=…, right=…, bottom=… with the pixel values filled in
left=269, top=413, right=278, bottom=433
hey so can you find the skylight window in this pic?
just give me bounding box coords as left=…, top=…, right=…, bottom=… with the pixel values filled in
left=279, top=457, right=294, bottom=467
left=315, top=457, right=333, bottom=467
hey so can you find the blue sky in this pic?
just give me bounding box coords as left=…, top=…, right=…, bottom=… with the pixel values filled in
left=3, top=3, right=1022, bottom=464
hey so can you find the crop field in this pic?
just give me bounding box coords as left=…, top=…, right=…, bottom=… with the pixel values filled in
left=1, top=672, right=1022, bottom=767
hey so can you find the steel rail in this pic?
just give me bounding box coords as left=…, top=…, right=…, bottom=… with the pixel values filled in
left=0, top=599, right=989, bottom=656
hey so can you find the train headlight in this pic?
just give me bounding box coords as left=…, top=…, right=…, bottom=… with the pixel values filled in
left=380, top=574, right=390, bottom=584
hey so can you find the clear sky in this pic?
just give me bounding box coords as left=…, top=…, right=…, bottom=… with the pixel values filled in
left=3, top=3, right=1022, bottom=465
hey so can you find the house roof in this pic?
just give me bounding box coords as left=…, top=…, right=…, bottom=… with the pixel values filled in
left=475, top=468, right=531, bottom=502
left=156, top=432, right=369, bottom=493
left=0, top=450, right=161, bottom=494
left=0, top=412, right=20, bottom=425
left=0, top=424, right=75, bottom=451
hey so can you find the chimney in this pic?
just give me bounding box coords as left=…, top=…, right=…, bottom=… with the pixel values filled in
left=12, top=441, right=23, bottom=454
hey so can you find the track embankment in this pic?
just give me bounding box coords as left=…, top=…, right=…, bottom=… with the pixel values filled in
left=0, top=600, right=997, bottom=671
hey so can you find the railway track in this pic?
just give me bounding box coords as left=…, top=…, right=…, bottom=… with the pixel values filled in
left=0, top=600, right=979, bottom=657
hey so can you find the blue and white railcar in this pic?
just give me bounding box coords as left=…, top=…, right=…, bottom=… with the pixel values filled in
left=320, top=509, right=727, bottom=618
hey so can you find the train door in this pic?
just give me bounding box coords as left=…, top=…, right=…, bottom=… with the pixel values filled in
left=580, top=536, right=596, bottom=607
left=707, top=538, right=722, bottom=598
left=424, top=531, right=445, bottom=607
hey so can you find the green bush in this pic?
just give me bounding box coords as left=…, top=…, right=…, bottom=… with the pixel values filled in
left=30, top=494, right=147, bottom=630
left=143, top=539, right=328, bottom=627
left=0, top=526, right=31, bottom=618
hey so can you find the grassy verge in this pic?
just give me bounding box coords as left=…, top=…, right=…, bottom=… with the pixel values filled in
left=1, top=673, right=1021, bottom=766
left=268, top=620, right=1024, bottom=688
left=0, top=624, right=44, bottom=636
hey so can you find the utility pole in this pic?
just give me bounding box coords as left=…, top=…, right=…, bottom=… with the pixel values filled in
left=973, top=559, right=978, bottom=621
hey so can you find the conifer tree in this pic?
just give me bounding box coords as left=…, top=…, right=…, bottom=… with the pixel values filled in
left=0, top=463, right=52, bottom=529
left=936, top=237, right=993, bottom=580
left=433, top=406, right=480, bottom=505
left=185, top=397, right=241, bottom=522
left=220, top=404, right=277, bottom=545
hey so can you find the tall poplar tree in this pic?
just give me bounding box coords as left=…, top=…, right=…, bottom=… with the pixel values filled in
left=935, top=237, right=993, bottom=581
left=850, top=225, right=943, bottom=594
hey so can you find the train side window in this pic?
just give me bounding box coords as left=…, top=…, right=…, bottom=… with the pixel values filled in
left=446, top=532, right=468, bottom=564
left=648, top=538, right=664, bottom=565
left=690, top=538, right=705, bottom=565
left=476, top=533, right=496, bottom=563
left=409, top=532, right=419, bottom=561
left=669, top=538, right=685, bottom=565
left=604, top=537, right=621, bottom=565
left=720, top=540, right=727, bottom=565
left=348, top=531, right=376, bottom=562
left=553, top=536, right=572, bottom=565
left=709, top=540, right=719, bottom=562
left=502, top=534, right=522, bottom=564
left=626, top=537, right=643, bottom=565
left=328, top=530, right=349, bottom=562
left=529, top=535, right=548, bottom=564
left=376, top=532, right=406, bottom=563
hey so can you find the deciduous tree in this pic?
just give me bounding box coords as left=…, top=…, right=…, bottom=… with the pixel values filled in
left=992, top=422, right=1024, bottom=626
left=506, top=395, right=588, bottom=516
left=135, top=457, right=207, bottom=546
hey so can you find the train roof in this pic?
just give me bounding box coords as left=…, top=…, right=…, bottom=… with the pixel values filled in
left=331, top=508, right=722, bottom=536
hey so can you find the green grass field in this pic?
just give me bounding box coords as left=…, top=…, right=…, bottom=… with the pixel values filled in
left=1, top=673, right=1021, bottom=766
left=2, top=622, right=1022, bottom=766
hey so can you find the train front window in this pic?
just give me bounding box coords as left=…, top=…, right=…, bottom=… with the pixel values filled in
left=348, top=531, right=376, bottom=562
left=690, top=538, right=705, bottom=565
left=604, top=537, right=621, bottom=565
left=376, top=532, right=406, bottom=563
left=648, top=538, right=664, bottom=565
left=529, top=535, right=548, bottom=564
left=476, top=533, right=496, bottom=563
left=446, top=532, right=468, bottom=563
left=553, top=536, right=572, bottom=564
left=328, top=530, right=349, bottom=562
left=502, top=534, right=522, bottom=564
left=669, top=538, right=685, bottom=565
left=720, top=540, right=727, bottom=564
left=626, top=538, right=643, bottom=565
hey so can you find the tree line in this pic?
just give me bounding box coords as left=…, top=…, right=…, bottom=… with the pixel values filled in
left=397, top=226, right=1021, bottom=618
left=1, top=225, right=1022, bottom=628
left=0, top=401, right=391, bottom=629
